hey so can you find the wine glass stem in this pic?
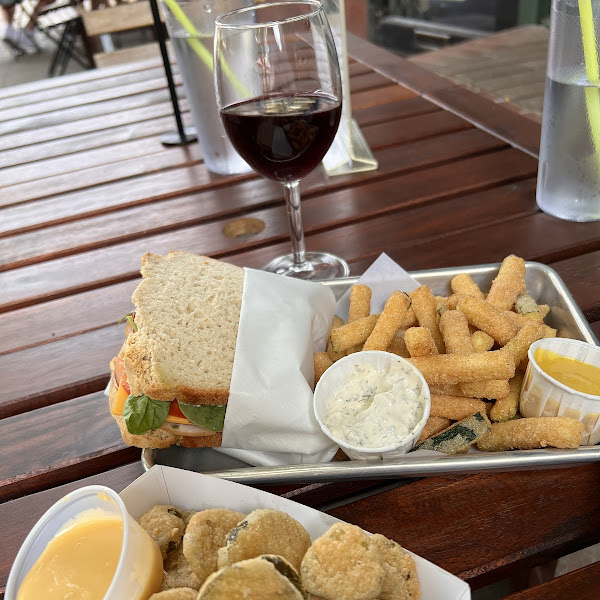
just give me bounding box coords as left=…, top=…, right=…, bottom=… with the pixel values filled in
left=283, top=180, right=307, bottom=268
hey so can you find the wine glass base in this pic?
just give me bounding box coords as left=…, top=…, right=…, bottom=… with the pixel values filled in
left=263, top=252, right=350, bottom=280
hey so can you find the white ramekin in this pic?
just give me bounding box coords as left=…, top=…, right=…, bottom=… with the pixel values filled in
left=314, top=350, right=431, bottom=460
left=521, top=338, right=600, bottom=445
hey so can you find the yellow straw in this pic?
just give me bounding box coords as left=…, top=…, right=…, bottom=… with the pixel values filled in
left=578, top=0, right=600, bottom=156
left=162, top=0, right=248, bottom=96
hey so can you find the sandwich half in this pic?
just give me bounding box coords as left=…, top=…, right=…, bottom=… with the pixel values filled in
left=109, top=252, right=244, bottom=448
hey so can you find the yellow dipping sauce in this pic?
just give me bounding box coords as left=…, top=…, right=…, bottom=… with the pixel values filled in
left=534, top=348, right=600, bottom=396
left=17, top=515, right=123, bottom=600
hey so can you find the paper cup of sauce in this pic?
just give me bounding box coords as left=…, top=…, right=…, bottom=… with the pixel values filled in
left=6, top=485, right=163, bottom=600
left=314, top=351, right=431, bottom=460
left=521, top=338, right=600, bottom=445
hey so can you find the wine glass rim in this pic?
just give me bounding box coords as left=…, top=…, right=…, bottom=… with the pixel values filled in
left=216, top=0, right=323, bottom=29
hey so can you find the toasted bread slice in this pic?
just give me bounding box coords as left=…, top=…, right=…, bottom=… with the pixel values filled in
left=123, top=252, right=244, bottom=407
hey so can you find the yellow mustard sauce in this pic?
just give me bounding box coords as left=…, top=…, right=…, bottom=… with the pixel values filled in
left=17, top=516, right=123, bottom=600
left=534, top=348, right=600, bottom=396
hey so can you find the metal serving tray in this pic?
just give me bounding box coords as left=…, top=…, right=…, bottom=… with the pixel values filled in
left=142, top=262, right=600, bottom=483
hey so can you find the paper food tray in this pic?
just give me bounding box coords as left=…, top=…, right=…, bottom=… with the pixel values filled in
left=121, top=465, right=471, bottom=600
left=142, top=262, right=600, bottom=482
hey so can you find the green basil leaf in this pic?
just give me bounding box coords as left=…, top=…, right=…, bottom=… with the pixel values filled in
left=124, top=394, right=170, bottom=435
left=178, top=402, right=226, bottom=432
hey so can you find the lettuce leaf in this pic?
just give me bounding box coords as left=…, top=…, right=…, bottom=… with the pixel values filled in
left=124, top=394, right=170, bottom=435
left=178, top=402, right=226, bottom=432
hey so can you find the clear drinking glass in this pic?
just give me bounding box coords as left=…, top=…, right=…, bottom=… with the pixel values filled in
left=214, top=0, right=350, bottom=279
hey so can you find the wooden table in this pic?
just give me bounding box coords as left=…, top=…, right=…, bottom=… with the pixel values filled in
left=1, top=34, right=600, bottom=600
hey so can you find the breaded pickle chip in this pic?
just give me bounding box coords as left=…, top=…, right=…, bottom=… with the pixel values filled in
left=139, top=505, right=185, bottom=559
left=164, top=545, right=201, bottom=590
left=300, top=523, right=385, bottom=600
left=183, top=508, right=246, bottom=584
left=150, top=588, right=198, bottom=600
left=217, top=508, right=311, bottom=572
left=368, top=534, right=420, bottom=600
left=198, top=555, right=305, bottom=600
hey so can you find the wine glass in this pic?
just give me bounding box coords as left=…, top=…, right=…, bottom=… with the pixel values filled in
left=214, top=0, right=349, bottom=279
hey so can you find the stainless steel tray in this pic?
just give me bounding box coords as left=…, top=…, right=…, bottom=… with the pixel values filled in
left=142, top=261, right=600, bottom=482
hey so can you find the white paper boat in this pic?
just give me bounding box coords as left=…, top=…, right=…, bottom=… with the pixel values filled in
left=120, top=466, right=471, bottom=600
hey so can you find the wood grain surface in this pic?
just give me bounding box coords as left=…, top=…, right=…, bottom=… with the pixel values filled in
left=0, top=35, right=599, bottom=600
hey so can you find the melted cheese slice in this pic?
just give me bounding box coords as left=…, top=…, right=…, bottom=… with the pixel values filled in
left=17, top=516, right=123, bottom=600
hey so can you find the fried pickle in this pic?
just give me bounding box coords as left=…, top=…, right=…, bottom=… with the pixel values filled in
left=139, top=505, right=185, bottom=560
left=150, top=588, right=199, bottom=600
left=217, top=509, right=311, bottom=572
left=183, top=508, right=245, bottom=585
left=368, top=534, right=420, bottom=600
left=199, top=555, right=305, bottom=600
left=301, top=523, right=385, bottom=600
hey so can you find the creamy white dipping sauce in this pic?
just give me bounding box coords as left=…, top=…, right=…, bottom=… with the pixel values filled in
left=324, top=362, right=425, bottom=448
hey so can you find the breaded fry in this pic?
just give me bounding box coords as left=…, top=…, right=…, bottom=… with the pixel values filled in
left=410, top=286, right=445, bottom=353
left=314, top=352, right=333, bottom=385
left=460, top=379, right=510, bottom=401
left=476, top=417, right=583, bottom=451
left=363, top=291, right=411, bottom=352
left=415, top=412, right=491, bottom=454
left=368, top=534, right=420, bottom=600
left=471, top=330, right=495, bottom=353
left=446, top=293, right=467, bottom=310
left=301, top=523, right=385, bottom=600
left=417, top=416, right=452, bottom=444
left=486, top=255, right=526, bottom=311
left=439, top=310, right=473, bottom=355
left=429, top=382, right=506, bottom=399
left=387, top=330, right=409, bottom=358
left=502, top=321, right=545, bottom=367
left=408, top=350, right=515, bottom=385
left=405, top=327, right=439, bottom=358
left=329, top=314, right=379, bottom=353
left=348, top=285, right=372, bottom=353
left=458, top=296, right=520, bottom=346
left=503, top=310, right=557, bottom=339
left=139, top=505, right=185, bottom=560
left=399, top=306, right=418, bottom=330
left=538, top=304, right=550, bottom=319
left=183, top=508, right=246, bottom=585
left=490, top=372, right=524, bottom=422
left=327, top=315, right=345, bottom=361
left=430, top=394, right=487, bottom=421
left=451, top=273, right=484, bottom=300
left=218, top=509, right=311, bottom=572
left=348, top=285, right=371, bottom=322
left=150, top=589, right=199, bottom=600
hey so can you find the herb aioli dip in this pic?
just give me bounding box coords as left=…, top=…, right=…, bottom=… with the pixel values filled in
left=324, top=362, right=426, bottom=449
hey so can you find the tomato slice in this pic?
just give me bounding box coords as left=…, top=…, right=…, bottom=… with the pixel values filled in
left=168, top=401, right=187, bottom=420
left=119, top=372, right=130, bottom=394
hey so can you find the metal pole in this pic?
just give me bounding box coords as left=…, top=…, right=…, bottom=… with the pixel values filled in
left=148, top=0, right=196, bottom=145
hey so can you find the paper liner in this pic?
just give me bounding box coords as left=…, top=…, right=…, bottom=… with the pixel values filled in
left=121, top=466, right=471, bottom=600
left=314, top=351, right=431, bottom=460
left=521, top=338, right=600, bottom=445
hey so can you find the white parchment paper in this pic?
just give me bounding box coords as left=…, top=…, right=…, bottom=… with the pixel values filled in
left=219, top=268, right=338, bottom=465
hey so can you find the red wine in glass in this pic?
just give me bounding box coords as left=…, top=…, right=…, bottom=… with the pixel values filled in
left=215, top=0, right=348, bottom=279
left=221, top=92, right=342, bottom=183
